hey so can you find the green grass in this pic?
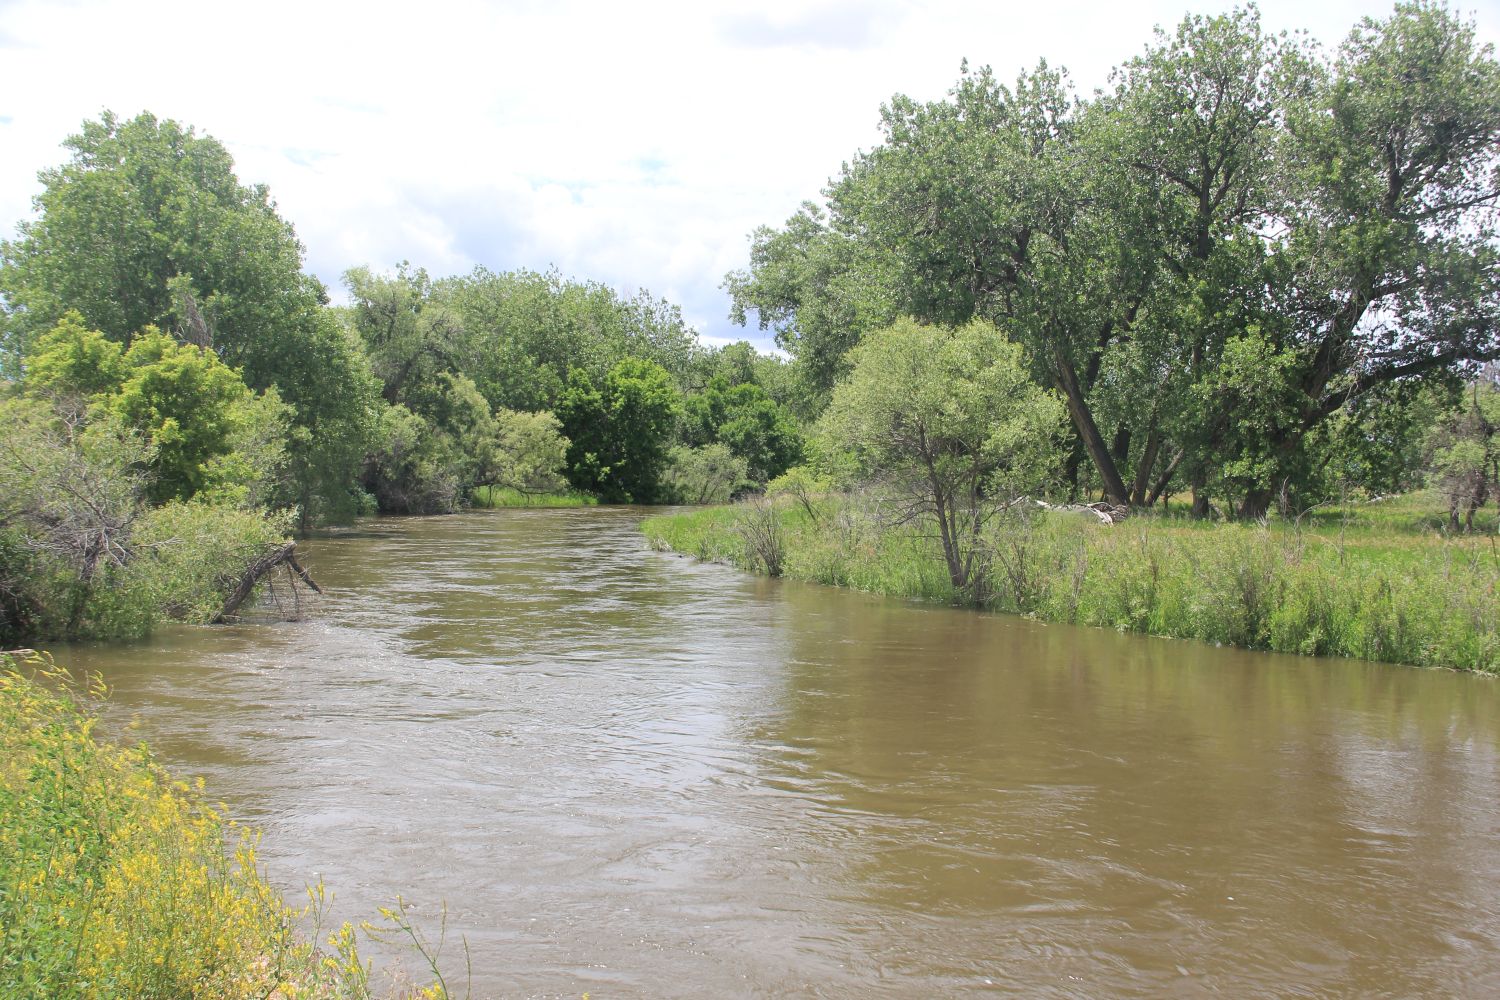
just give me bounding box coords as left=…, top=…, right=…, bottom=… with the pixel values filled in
left=470, top=486, right=597, bottom=508
left=642, top=490, right=1500, bottom=673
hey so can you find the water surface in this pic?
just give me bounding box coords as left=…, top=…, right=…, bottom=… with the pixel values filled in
left=63, top=508, right=1500, bottom=997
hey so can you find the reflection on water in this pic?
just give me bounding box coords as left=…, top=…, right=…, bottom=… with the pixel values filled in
left=59, top=508, right=1500, bottom=997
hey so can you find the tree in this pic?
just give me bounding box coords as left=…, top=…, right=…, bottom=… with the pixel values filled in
left=725, top=3, right=1500, bottom=518
left=1428, top=373, right=1500, bottom=530
left=664, top=444, right=749, bottom=504
left=479, top=409, right=570, bottom=497
left=278, top=311, right=380, bottom=528
left=0, top=403, right=153, bottom=637
left=24, top=310, right=128, bottom=399
left=439, top=267, right=704, bottom=412
left=24, top=316, right=289, bottom=506
left=1, top=112, right=376, bottom=524
left=108, top=329, right=287, bottom=504
left=682, top=374, right=804, bottom=483
left=557, top=359, right=682, bottom=503
left=820, top=318, right=1064, bottom=593
left=724, top=203, right=900, bottom=407
left=1, top=112, right=320, bottom=370
left=344, top=263, right=471, bottom=406
left=1239, top=0, right=1500, bottom=517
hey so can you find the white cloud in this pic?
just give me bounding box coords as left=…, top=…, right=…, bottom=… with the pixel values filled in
left=2, top=0, right=1494, bottom=352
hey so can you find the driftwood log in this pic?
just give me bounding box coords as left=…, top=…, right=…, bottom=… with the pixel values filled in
left=214, top=542, right=322, bottom=624
left=1026, top=499, right=1131, bottom=525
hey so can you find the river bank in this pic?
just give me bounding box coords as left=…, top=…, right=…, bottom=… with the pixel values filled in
left=642, top=493, right=1500, bottom=673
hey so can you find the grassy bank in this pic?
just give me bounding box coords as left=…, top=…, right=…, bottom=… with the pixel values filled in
left=642, top=493, right=1500, bottom=673
left=0, top=651, right=447, bottom=999
left=470, top=486, right=597, bottom=508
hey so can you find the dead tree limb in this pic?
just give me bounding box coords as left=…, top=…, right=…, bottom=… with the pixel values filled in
left=214, top=543, right=322, bottom=623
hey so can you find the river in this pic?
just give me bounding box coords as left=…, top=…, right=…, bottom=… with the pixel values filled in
left=59, top=508, right=1500, bottom=998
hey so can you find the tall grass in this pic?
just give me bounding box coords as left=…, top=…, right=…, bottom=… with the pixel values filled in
left=469, top=486, right=597, bottom=509
left=0, top=651, right=450, bottom=999
left=642, top=492, right=1500, bottom=673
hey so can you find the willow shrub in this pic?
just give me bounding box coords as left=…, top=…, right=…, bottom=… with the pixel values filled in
left=642, top=499, right=1500, bottom=673
left=0, top=652, right=445, bottom=999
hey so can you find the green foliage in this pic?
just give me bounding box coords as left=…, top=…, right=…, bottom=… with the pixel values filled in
left=0, top=111, right=378, bottom=526
left=0, top=402, right=154, bottom=640
left=0, top=395, right=291, bottom=642
left=24, top=311, right=128, bottom=398
left=109, top=328, right=286, bottom=503
left=364, top=402, right=463, bottom=514
left=1426, top=374, right=1500, bottom=530
left=820, top=318, right=1065, bottom=591
left=1, top=114, right=300, bottom=349
left=557, top=358, right=682, bottom=503
left=126, top=501, right=293, bottom=623
left=401, top=266, right=703, bottom=413
left=724, top=203, right=900, bottom=405
left=344, top=263, right=469, bottom=406
left=0, top=111, right=326, bottom=386
left=664, top=443, right=750, bottom=505
left=20, top=315, right=290, bottom=508
left=279, top=311, right=381, bottom=528
left=725, top=3, right=1500, bottom=516
left=682, top=374, right=804, bottom=483
left=481, top=407, right=571, bottom=497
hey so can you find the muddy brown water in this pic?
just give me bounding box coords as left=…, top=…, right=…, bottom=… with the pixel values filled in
left=57, top=508, right=1500, bottom=998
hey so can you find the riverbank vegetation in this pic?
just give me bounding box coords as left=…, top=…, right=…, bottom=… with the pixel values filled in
left=644, top=490, right=1500, bottom=672
left=0, top=651, right=448, bottom=998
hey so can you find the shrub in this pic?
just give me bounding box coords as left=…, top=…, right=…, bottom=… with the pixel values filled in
left=0, top=652, right=444, bottom=999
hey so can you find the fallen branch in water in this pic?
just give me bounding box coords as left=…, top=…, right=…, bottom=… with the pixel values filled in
left=213, top=543, right=322, bottom=624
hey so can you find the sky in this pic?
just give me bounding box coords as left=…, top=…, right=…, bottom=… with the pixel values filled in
left=2, top=0, right=1496, bottom=352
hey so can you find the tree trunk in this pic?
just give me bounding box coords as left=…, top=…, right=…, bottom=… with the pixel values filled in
left=1130, top=426, right=1162, bottom=506
left=1111, top=425, right=1132, bottom=468
left=1063, top=436, right=1085, bottom=503
left=1052, top=345, right=1130, bottom=506
left=1146, top=447, right=1184, bottom=507
left=1238, top=487, right=1274, bottom=521
left=1190, top=470, right=1211, bottom=519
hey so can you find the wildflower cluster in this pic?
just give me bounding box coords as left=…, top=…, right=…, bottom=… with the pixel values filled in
left=0, top=651, right=445, bottom=999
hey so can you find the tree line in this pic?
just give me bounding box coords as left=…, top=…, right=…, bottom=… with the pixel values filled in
left=726, top=0, right=1499, bottom=520
left=0, top=116, right=803, bottom=642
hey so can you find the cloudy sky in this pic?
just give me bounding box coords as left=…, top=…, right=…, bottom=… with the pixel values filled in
left=2, top=0, right=1495, bottom=350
